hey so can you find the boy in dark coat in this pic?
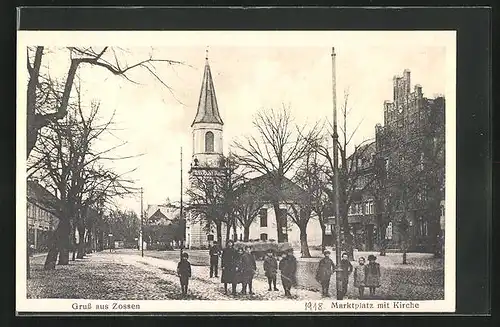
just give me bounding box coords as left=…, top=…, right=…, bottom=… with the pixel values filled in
left=263, top=250, right=279, bottom=291
left=279, top=249, right=297, bottom=298
left=315, top=250, right=335, bottom=297
left=340, top=252, right=353, bottom=298
left=240, top=246, right=257, bottom=295
left=177, top=252, right=191, bottom=295
left=209, top=241, right=221, bottom=278
left=221, top=240, right=237, bottom=295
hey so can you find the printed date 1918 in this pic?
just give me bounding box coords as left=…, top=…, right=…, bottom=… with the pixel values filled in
left=305, top=301, right=324, bottom=311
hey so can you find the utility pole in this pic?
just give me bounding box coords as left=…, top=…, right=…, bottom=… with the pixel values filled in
left=332, top=47, right=344, bottom=300
left=141, top=187, right=144, bottom=257
left=180, top=147, right=184, bottom=259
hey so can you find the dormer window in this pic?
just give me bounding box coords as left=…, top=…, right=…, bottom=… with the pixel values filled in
left=193, top=158, right=199, bottom=166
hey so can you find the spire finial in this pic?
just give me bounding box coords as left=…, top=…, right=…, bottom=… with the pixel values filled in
left=205, top=47, right=209, bottom=60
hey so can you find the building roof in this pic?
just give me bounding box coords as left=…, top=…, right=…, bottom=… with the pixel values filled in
left=191, top=57, right=224, bottom=127
left=27, top=180, right=61, bottom=218
left=237, top=173, right=309, bottom=204
left=146, top=204, right=178, bottom=225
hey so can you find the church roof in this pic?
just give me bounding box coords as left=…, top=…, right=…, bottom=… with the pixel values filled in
left=191, top=56, right=224, bottom=127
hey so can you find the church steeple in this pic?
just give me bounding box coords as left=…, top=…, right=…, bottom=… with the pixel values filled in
left=191, top=52, right=224, bottom=127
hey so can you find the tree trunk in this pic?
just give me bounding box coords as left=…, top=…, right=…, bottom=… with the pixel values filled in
left=44, top=218, right=71, bottom=269
left=402, top=250, right=407, bottom=264
left=272, top=202, right=284, bottom=243
left=26, top=46, right=44, bottom=158
left=232, top=219, right=237, bottom=242
left=342, top=223, right=355, bottom=260
left=299, top=226, right=311, bottom=258
left=225, top=222, right=231, bottom=244
left=216, top=223, right=222, bottom=246
left=77, top=225, right=86, bottom=259
left=243, top=226, right=250, bottom=242
left=320, top=223, right=326, bottom=252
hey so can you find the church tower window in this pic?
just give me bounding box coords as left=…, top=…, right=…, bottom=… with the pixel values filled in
left=205, top=131, right=214, bottom=152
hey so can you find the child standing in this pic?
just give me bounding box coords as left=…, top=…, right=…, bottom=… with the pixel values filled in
left=315, top=249, right=335, bottom=297
left=340, top=252, right=353, bottom=299
left=177, top=252, right=192, bottom=295
left=365, top=254, right=381, bottom=297
left=263, top=250, right=279, bottom=291
left=353, top=256, right=367, bottom=299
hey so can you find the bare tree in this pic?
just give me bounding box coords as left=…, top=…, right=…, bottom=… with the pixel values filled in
left=232, top=105, right=320, bottom=243
left=314, top=91, right=377, bottom=259
left=292, top=146, right=331, bottom=252
left=186, top=155, right=247, bottom=245
left=29, top=94, right=139, bottom=270
left=27, top=46, right=186, bottom=158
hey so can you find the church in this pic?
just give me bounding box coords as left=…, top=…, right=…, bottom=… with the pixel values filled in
left=185, top=52, right=323, bottom=250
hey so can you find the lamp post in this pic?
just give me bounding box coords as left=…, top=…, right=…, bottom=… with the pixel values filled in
left=108, top=233, right=113, bottom=253
left=331, top=47, right=344, bottom=300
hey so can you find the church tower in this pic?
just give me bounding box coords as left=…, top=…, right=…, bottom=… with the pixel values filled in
left=191, top=51, right=224, bottom=168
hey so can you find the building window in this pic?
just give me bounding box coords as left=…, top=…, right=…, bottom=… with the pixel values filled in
left=239, top=234, right=243, bottom=241
left=259, top=208, right=268, bottom=227
left=260, top=233, right=268, bottom=241
left=207, top=234, right=214, bottom=241
left=205, top=131, right=214, bottom=152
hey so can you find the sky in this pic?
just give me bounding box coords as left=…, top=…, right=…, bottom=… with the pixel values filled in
left=21, top=31, right=454, bottom=215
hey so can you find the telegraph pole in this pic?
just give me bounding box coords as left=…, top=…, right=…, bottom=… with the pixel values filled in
left=332, top=47, right=344, bottom=300
left=141, top=187, right=144, bottom=257
left=180, top=147, right=184, bottom=259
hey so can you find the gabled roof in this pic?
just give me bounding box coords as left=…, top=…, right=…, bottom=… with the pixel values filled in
left=191, top=57, right=224, bottom=127
left=146, top=204, right=178, bottom=225
left=237, top=173, right=309, bottom=204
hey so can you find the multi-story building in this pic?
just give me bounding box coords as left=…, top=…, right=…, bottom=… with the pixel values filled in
left=374, top=69, right=445, bottom=253
left=26, top=179, right=60, bottom=252
left=345, top=141, right=379, bottom=251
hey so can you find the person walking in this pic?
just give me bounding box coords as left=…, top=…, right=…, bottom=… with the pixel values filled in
left=176, top=252, right=191, bottom=296
left=279, top=249, right=297, bottom=298
left=263, top=249, right=279, bottom=291
left=221, top=240, right=237, bottom=295
left=353, top=256, right=367, bottom=299
left=209, top=241, right=221, bottom=278
left=315, top=249, right=335, bottom=297
left=340, top=252, right=353, bottom=299
left=365, top=254, right=381, bottom=297
left=240, top=246, right=257, bottom=295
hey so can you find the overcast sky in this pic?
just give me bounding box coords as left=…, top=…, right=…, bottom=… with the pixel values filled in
left=20, top=31, right=455, bottom=215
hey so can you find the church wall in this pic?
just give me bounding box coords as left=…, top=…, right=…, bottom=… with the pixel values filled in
left=246, top=204, right=323, bottom=248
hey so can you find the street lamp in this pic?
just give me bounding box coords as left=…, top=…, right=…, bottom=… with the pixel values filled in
left=108, top=233, right=113, bottom=253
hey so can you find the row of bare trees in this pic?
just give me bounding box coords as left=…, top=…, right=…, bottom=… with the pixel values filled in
left=26, top=46, right=183, bottom=271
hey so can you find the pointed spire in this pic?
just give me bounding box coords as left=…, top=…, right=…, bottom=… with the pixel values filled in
left=191, top=51, right=224, bottom=127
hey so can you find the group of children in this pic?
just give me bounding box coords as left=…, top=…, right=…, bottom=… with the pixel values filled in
left=315, top=250, right=381, bottom=299
left=177, top=242, right=381, bottom=299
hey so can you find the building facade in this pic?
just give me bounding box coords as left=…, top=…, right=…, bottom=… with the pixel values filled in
left=27, top=180, right=60, bottom=252
left=373, top=69, right=445, bottom=253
